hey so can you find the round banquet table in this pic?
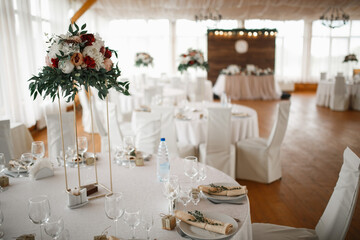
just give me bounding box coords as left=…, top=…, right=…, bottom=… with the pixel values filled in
left=176, top=102, right=259, bottom=146
left=0, top=155, right=252, bottom=240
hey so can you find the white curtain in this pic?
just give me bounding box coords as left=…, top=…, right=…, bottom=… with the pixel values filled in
left=0, top=0, right=69, bottom=127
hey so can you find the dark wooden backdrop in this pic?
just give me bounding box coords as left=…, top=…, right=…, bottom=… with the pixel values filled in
left=207, top=34, right=276, bottom=84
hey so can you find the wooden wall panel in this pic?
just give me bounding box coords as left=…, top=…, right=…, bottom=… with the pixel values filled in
left=207, top=34, right=275, bottom=84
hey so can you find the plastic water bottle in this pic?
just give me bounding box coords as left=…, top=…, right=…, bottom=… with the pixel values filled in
left=157, top=138, right=170, bottom=182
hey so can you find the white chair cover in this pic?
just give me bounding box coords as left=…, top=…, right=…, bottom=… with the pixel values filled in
left=199, top=107, right=236, bottom=178
left=133, top=112, right=161, bottom=154
left=109, top=88, right=133, bottom=122
left=315, top=147, right=360, bottom=240
left=107, top=102, right=124, bottom=150
left=252, top=147, right=360, bottom=240
left=0, top=120, right=14, bottom=164
left=143, top=87, right=158, bottom=106
left=194, top=77, right=206, bottom=102
left=151, top=106, right=178, bottom=157
left=330, top=76, right=350, bottom=111
left=236, top=101, right=291, bottom=183
left=91, top=96, right=108, bottom=153
left=45, top=112, right=75, bottom=163
left=204, top=80, right=214, bottom=102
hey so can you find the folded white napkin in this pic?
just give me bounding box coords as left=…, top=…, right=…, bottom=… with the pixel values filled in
left=29, top=158, right=54, bottom=180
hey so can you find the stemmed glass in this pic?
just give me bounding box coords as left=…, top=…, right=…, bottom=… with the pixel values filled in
left=196, top=164, right=207, bottom=183
left=141, top=213, right=154, bottom=240
left=0, top=208, right=4, bottom=238
left=28, top=195, right=51, bottom=240
left=105, top=193, right=124, bottom=238
left=123, top=209, right=141, bottom=239
left=162, top=175, right=179, bottom=214
left=44, top=216, right=64, bottom=239
left=178, top=182, right=192, bottom=207
left=123, top=136, right=135, bottom=168
left=20, top=153, right=33, bottom=177
left=184, top=156, right=198, bottom=187
left=77, top=136, right=88, bottom=166
left=31, top=141, right=45, bottom=160
left=0, top=153, right=6, bottom=192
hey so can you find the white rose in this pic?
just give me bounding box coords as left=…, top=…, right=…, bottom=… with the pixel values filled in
left=58, top=59, right=75, bottom=74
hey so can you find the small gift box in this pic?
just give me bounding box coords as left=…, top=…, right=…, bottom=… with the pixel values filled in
left=135, top=157, right=144, bottom=166
left=67, top=187, right=87, bottom=207
left=86, top=156, right=95, bottom=165
left=0, top=176, right=9, bottom=187
left=82, top=184, right=98, bottom=196
left=94, top=235, right=107, bottom=240
left=161, top=214, right=176, bottom=230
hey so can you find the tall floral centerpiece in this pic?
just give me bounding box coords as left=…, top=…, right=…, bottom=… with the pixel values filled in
left=28, top=23, right=130, bottom=199
left=135, top=52, right=153, bottom=68
left=177, top=48, right=208, bottom=74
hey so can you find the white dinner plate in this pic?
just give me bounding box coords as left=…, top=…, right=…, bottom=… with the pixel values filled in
left=179, top=211, right=239, bottom=240
left=202, top=182, right=247, bottom=201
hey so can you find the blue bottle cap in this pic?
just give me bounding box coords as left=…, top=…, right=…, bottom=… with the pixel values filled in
left=160, top=138, right=165, bottom=141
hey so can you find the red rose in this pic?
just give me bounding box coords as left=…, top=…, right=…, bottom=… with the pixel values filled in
left=51, top=58, right=59, bottom=68
left=81, top=34, right=95, bottom=46
left=100, top=46, right=105, bottom=54
left=84, top=56, right=96, bottom=69
left=104, top=48, right=112, bottom=58
left=182, top=54, right=187, bottom=57
left=189, top=60, right=194, bottom=65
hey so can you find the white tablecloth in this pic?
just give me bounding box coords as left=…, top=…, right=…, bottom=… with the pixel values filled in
left=10, top=122, right=33, bottom=159
left=176, top=102, right=259, bottom=146
left=316, top=81, right=360, bottom=110
left=1, top=155, right=252, bottom=239
left=213, top=74, right=281, bottom=100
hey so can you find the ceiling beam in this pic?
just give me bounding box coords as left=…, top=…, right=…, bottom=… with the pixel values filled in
left=71, top=0, right=97, bottom=24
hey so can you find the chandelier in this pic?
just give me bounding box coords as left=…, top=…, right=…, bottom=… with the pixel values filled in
left=320, top=7, right=350, bottom=29
left=195, top=8, right=222, bottom=22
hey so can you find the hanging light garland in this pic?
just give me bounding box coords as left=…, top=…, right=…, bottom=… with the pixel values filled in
left=208, top=28, right=277, bottom=38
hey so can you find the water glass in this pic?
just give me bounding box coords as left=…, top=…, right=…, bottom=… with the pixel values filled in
left=141, top=213, right=154, bottom=240
left=184, top=156, right=198, bottom=186
left=178, top=182, right=192, bottom=207
left=28, top=195, right=51, bottom=240
left=77, top=136, right=88, bottom=165
left=123, top=209, right=140, bottom=239
left=196, top=165, right=207, bottom=182
left=105, top=193, right=124, bottom=237
left=44, top=216, right=64, bottom=239
left=191, top=189, right=201, bottom=205
left=31, top=141, right=45, bottom=160
left=21, top=153, right=33, bottom=174
left=0, top=208, right=4, bottom=238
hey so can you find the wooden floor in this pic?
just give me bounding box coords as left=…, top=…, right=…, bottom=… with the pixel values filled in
left=31, top=92, right=360, bottom=239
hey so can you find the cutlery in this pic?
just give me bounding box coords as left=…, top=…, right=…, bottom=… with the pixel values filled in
left=176, top=226, right=193, bottom=239
left=208, top=199, right=244, bottom=205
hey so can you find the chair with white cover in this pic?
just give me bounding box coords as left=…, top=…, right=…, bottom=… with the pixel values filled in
left=252, top=147, right=360, bottom=240
left=151, top=106, right=196, bottom=158
left=204, top=80, right=214, bottom=102
left=133, top=111, right=161, bottom=154
left=0, top=120, right=14, bottom=164
left=330, top=76, right=350, bottom=111
left=236, top=101, right=291, bottom=183
left=45, top=112, right=75, bottom=163
left=199, top=107, right=236, bottom=178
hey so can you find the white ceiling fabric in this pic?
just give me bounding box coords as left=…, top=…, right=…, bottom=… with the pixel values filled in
left=77, top=0, right=360, bottom=21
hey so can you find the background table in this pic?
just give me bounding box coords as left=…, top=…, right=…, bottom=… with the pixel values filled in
left=1, top=155, right=252, bottom=239
left=213, top=74, right=281, bottom=100
left=316, top=80, right=360, bottom=110
left=176, top=102, right=259, bottom=146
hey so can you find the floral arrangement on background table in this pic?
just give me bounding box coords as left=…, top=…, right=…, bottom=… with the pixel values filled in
left=177, top=48, right=208, bottom=74
left=29, top=23, right=129, bottom=102
left=221, top=65, right=241, bottom=75
left=28, top=23, right=130, bottom=202
left=135, top=52, right=153, bottom=67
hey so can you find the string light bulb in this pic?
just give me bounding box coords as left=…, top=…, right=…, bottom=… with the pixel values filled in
left=248, top=32, right=252, bottom=36
left=253, top=32, right=258, bottom=37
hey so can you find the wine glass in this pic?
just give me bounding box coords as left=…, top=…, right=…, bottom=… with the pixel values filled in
left=196, top=164, right=207, bottom=183
left=20, top=153, right=33, bottom=176
left=77, top=136, right=88, bottom=166
left=44, top=216, right=64, bottom=239
left=141, top=213, right=154, bottom=240
left=178, top=182, right=192, bottom=207
left=31, top=141, right=45, bottom=160
left=184, top=156, right=198, bottom=186
left=123, top=209, right=141, bottom=239
left=0, top=208, right=4, bottom=238
left=162, top=175, right=179, bottom=214
left=123, top=136, right=135, bottom=168
left=28, top=195, right=51, bottom=240
left=105, top=193, right=124, bottom=237
left=0, top=153, right=6, bottom=192
left=191, top=189, right=201, bottom=206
